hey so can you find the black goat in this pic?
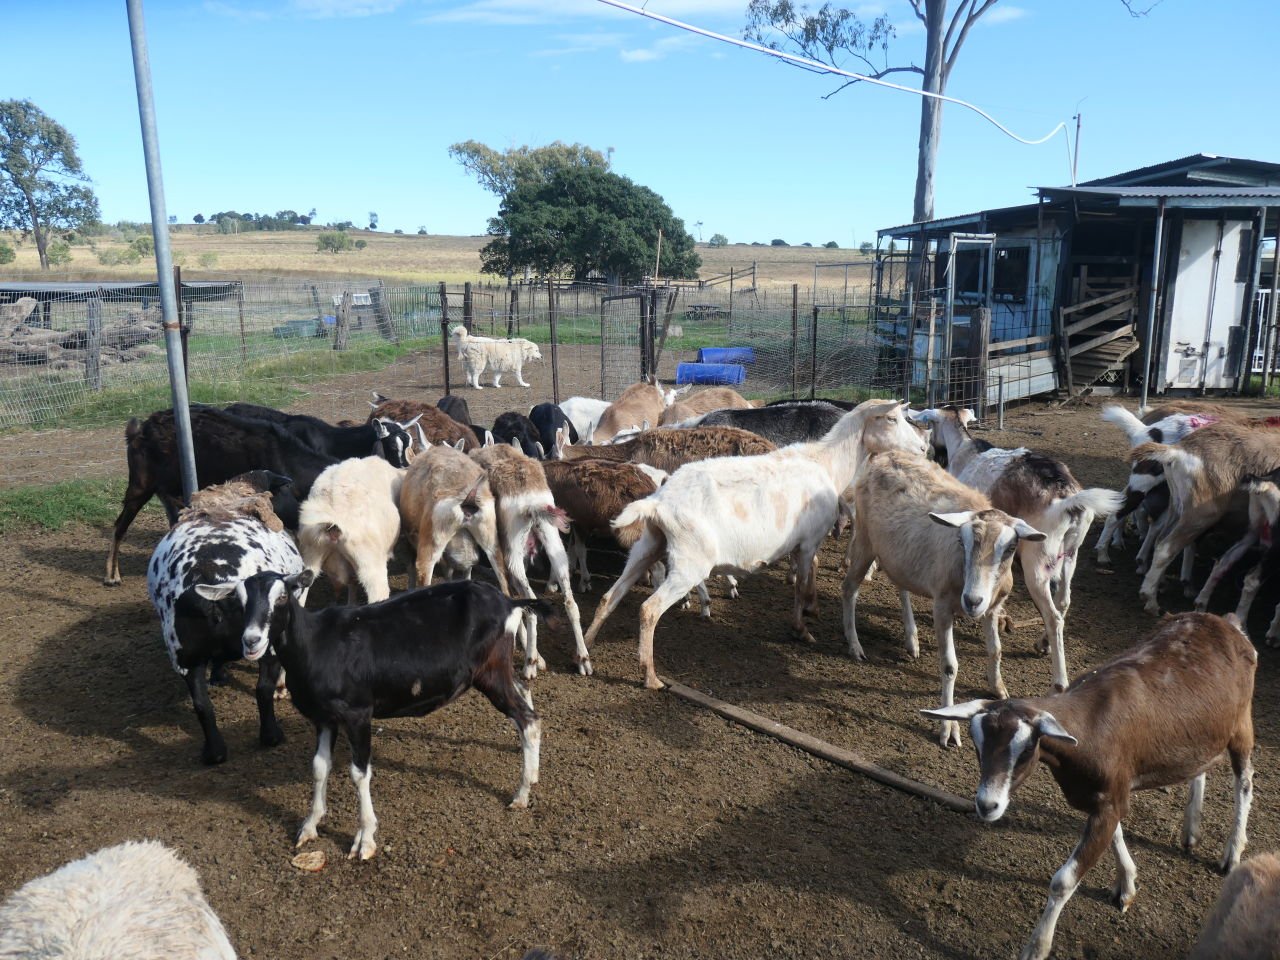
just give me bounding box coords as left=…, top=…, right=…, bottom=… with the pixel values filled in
left=491, top=411, right=545, bottom=458
left=196, top=571, right=549, bottom=860
left=436, top=394, right=473, bottom=430
left=104, top=407, right=339, bottom=584
left=220, top=402, right=415, bottom=465
left=689, top=402, right=845, bottom=447
left=529, top=402, right=578, bottom=454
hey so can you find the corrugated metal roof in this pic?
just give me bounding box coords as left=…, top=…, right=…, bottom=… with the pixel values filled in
left=1042, top=185, right=1280, bottom=199
left=1080, top=154, right=1280, bottom=187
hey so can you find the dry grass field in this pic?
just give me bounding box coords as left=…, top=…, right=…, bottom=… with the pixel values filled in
left=1, top=227, right=869, bottom=290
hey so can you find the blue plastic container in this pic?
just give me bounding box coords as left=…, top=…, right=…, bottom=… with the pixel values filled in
left=697, top=347, right=756, bottom=365
left=676, top=362, right=746, bottom=385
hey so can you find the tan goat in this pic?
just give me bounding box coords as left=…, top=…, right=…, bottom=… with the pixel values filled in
left=658, top=386, right=753, bottom=425
left=843, top=450, right=1046, bottom=747
left=1132, top=421, right=1280, bottom=615
left=1189, top=852, right=1280, bottom=960
left=398, top=444, right=507, bottom=591
left=591, top=378, right=675, bottom=443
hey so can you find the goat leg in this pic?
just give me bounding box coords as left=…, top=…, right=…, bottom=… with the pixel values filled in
left=297, top=725, right=334, bottom=848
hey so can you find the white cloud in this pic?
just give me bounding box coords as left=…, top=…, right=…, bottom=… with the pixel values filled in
left=202, top=1, right=274, bottom=20
left=421, top=0, right=747, bottom=27
left=982, top=5, right=1027, bottom=25
left=620, top=47, right=661, bottom=62
left=291, top=0, right=406, bottom=16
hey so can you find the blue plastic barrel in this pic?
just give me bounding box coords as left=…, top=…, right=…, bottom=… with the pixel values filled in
left=676, top=362, right=746, bottom=385
left=697, top=347, right=756, bottom=365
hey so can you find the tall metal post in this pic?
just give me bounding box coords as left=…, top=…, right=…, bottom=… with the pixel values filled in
left=126, top=0, right=197, bottom=502
left=1140, top=199, right=1167, bottom=410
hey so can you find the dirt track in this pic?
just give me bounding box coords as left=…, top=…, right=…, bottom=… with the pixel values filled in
left=1, top=361, right=1278, bottom=960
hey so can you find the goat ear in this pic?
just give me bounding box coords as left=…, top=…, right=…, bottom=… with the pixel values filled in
left=266, top=472, right=293, bottom=493
left=1034, top=712, right=1078, bottom=745
left=921, top=699, right=992, bottom=721
left=641, top=419, right=650, bottom=431
left=372, top=419, right=389, bottom=438
left=1013, top=519, right=1048, bottom=542
left=510, top=436, right=521, bottom=450
left=958, top=407, right=977, bottom=426
left=370, top=390, right=386, bottom=403
left=402, top=413, right=423, bottom=429
left=453, top=438, right=466, bottom=451
left=415, top=424, right=429, bottom=450
left=907, top=408, right=935, bottom=425
left=285, top=570, right=315, bottom=593
left=483, top=431, right=494, bottom=447
left=929, top=510, right=975, bottom=529
left=534, top=441, right=545, bottom=458
left=194, top=582, right=238, bottom=602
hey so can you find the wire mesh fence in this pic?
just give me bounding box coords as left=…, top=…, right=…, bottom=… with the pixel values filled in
left=0, top=269, right=1051, bottom=487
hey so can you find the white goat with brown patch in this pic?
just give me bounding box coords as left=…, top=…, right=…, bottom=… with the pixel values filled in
left=398, top=443, right=508, bottom=590
left=916, top=406, right=1122, bottom=692
left=581, top=399, right=928, bottom=690
left=1189, top=852, right=1280, bottom=960
left=843, top=450, right=1046, bottom=747
left=926, top=611, right=1256, bottom=960
left=471, top=444, right=591, bottom=679
left=1131, top=420, right=1280, bottom=615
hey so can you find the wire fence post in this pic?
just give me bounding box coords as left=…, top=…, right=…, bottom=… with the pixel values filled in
left=439, top=282, right=451, bottom=394
left=85, top=292, right=103, bottom=391
left=507, top=286, right=516, bottom=338
left=547, top=279, right=560, bottom=404
left=997, top=374, right=1006, bottom=430
left=463, top=281, right=473, bottom=333
left=809, top=303, right=819, bottom=399
left=790, top=283, right=799, bottom=399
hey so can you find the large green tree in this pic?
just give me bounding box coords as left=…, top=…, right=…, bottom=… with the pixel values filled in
left=481, top=166, right=700, bottom=285
left=0, top=100, right=100, bottom=270
left=449, top=140, right=610, bottom=198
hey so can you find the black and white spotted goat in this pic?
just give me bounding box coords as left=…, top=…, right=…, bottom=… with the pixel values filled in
left=196, top=571, right=549, bottom=860
left=147, top=471, right=303, bottom=765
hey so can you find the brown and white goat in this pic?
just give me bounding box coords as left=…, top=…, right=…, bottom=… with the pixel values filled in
left=1192, top=469, right=1280, bottom=615
left=916, top=406, right=1121, bottom=692
left=1188, top=852, right=1280, bottom=960
left=542, top=458, right=668, bottom=593
left=582, top=400, right=927, bottom=690
left=398, top=444, right=508, bottom=591
left=1132, top=421, right=1280, bottom=615
left=367, top=393, right=478, bottom=452
left=562, top=425, right=776, bottom=472
left=926, top=612, right=1256, bottom=960
left=843, top=450, right=1046, bottom=747
left=471, top=444, right=591, bottom=679
left=591, top=378, right=678, bottom=443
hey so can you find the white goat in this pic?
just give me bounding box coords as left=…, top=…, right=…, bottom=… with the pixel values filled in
left=0, top=840, right=237, bottom=960
left=581, top=399, right=928, bottom=690
left=916, top=406, right=1122, bottom=692
left=926, top=611, right=1255, bottom=960
left=843, top=450, right=1046, bottom=747
left=298, top=455, right=405, bottom=604
left=558, top=396, right=611, bottom=444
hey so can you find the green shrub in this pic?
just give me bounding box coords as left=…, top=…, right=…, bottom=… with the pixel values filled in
left=354, top=238, right=367, bottom=250
left=198, top=251, right=219, bottom=268
left=317, top=231, right=354, bottom=254
left=96, top=246, right=142, bottom=266
left=131, top=235, right=154, bottom=256
left=46, top=240, right=73, bottom=265
left=0, top=242, right=14, bottom=265
left=708, top=233, right=729, bottom=247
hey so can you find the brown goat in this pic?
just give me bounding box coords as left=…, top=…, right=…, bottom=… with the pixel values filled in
left=367, top=394, right=477, bottom=451
left=562, top=426, right=776, bottom=473
left=543, top=459, right=666, bottom=592
left=591, top=379, right=669, bottom=443
left=1189, top=852, right=1280, bottom=960
left=927, top=611, right=1256, bottom=960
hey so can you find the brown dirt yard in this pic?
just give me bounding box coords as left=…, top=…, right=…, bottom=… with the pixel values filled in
left=1, top=366, right=1278, bottom=960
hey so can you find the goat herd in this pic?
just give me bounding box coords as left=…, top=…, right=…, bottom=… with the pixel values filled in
left=2, top=359, right=1278, bottom=960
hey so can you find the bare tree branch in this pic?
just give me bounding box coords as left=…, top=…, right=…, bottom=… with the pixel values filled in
left=944, top=0, right=1001, bottom=81
left=907, top=0, right=927, bottom=26
left=819, top=64, right=924, bottom=99
left=1121, top=0, right=1164, bottom=14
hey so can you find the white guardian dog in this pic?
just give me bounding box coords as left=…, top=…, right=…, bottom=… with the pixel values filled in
left=451, top=324, right=542, bottom=389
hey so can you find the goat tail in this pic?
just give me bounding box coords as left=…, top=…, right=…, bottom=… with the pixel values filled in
left=1066, top=487, right=1125, bottom=519
left=1129, top=440, right=1190, bottom=467
left=542, top=505, right=571, bottom=534
left=612, top=497, right=663, bottom=532
left=1101, top=404, right=1148, bottom=445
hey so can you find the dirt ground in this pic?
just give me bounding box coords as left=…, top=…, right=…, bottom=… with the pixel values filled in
left=1, top=355, right=1278, bottom=960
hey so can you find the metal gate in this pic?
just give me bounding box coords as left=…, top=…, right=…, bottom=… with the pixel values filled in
left=599, top=293, right=644, bottom=400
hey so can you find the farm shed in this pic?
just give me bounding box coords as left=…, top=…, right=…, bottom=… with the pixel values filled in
left=875, top=154, right=1280, bottom=407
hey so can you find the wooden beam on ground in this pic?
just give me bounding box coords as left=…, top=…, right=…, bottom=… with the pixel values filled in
left=661, top=677, right=973, bottom=814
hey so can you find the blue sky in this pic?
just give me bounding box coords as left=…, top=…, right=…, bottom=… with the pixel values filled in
left=5, top=0, right=1278, bottom=248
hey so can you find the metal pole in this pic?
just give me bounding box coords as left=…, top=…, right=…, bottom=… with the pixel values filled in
left=1264, top=222, right=1280, bottom=395
left=126, top=0, right=197, bottom=502
left=1140, top=199, right=1167, bottom=410
left=997, top=375, right=1005, bottom=431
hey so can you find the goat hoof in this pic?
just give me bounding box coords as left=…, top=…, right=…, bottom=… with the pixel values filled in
left=1135, top=560, right=1148, bottom=575
left=509, top=792, right=531, bottom=809
left=1193, top=601, right=1208, bottom=613
left=1182, top=582, right=1197, bottom=599
left=201, top=744, right=228, bottom=766
left=102, top=576, right=121, bottom=587
left=260, top=724, right=285, bottom=748
left=296, top=825, right=318, bottom=848
left=576, top=658, right=593, bottom=677
left=348, top=841, right=376, bottom=861
left=729, top=587, right=740, bottom=600
left=523, top=664, right=539, bottom=682
left=847, top=647, right=867, bottom=662
left=1110, top=888, right=1135, bottom=913
left=1143, top=600, right=1163, bottom=617
left=643, top=676, right=666, bottom=691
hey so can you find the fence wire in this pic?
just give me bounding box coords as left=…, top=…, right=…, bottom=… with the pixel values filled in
left=0, top=271, right=1048, bottom=488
